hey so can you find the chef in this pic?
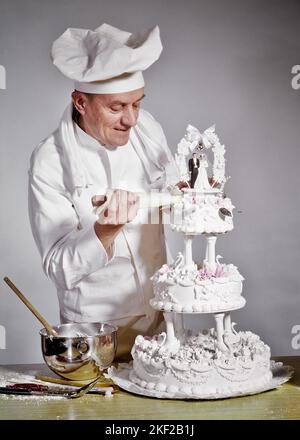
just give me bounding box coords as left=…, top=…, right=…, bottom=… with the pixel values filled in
left=28, top=23, right=179, bottom=360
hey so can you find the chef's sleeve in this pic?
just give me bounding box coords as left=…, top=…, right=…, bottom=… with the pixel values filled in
left=28, top=171, right=113, bottom=291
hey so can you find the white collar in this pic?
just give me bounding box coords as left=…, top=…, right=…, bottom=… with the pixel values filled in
left=74, top=121, right=106, bottom=151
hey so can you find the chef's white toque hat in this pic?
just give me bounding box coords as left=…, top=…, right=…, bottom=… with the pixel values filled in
left=51, top=23, right=162, bottom=94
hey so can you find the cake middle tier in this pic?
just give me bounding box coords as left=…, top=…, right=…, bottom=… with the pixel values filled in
left=151, top=261, right=245, bottom=313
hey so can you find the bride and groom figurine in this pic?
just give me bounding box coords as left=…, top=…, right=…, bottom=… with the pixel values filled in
left=188, top=151, right=211, bottom=191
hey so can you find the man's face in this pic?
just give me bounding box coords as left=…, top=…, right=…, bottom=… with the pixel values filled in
left=73, top=88, right=145, bottom=148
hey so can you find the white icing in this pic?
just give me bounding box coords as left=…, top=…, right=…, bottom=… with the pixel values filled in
left=131, top=330, right=272, bottom=396
left=151, top=259, right=244, bottom=313
left=170, top=191, right=234, bottom=235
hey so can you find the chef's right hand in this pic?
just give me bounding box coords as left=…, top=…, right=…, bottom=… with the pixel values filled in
left=92, top=189, right=139, bottom=257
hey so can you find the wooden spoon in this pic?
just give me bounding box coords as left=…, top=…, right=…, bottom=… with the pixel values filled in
left=3, top=276, right=58, bottom=337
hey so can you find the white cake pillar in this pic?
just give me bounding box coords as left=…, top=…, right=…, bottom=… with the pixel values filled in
left=164, top=312, right=176, bottom=342
left=184, top=235, right=194, bottom=269
left=174, top=313, right=185, bottom=342
left=161, top=312, right=180, bottom=354
left=205, top=241, right=208, bottom=262
left=205, top=234, right=217, bottom=272
left=214, top=313, right=229, bottom=352
left=224, top=312, right=232, bottom=333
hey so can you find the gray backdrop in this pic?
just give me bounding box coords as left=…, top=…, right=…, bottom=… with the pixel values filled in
left=0, top=0, right=300, bottom=364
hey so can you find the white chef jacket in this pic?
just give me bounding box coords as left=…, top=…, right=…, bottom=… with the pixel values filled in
left=28, top=106, right=178, bottom=327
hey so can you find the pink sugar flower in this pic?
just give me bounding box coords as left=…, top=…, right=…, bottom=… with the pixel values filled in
left=198, top=267, right=213, bottom=280
left=159, top=264, right=171, bottom=274
left=214, top=265, right=227, bottom=278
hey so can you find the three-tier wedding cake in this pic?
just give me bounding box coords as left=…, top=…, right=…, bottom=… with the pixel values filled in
left=109, top=124, right=291, bottom=399
left=129, top=124, right=274, bottom=398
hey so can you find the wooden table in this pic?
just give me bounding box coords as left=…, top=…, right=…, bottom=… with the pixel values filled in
left=0, top=356, right=299, bottom=420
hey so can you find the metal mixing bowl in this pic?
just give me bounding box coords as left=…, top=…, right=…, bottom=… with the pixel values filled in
left=40, top=322, right=117, bottom=381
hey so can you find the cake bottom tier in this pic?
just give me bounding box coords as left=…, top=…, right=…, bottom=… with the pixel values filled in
left=131, top=329, right=272, bottom=397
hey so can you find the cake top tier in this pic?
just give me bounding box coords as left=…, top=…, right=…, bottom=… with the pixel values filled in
left=175, top=124, right=228, bottom=193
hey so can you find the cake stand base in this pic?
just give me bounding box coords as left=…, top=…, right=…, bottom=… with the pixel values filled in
left=107, top=361, right=293, bottom=400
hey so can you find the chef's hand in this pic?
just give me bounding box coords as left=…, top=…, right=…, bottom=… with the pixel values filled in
left=208, top=177, right=219, bottom=188
left=176, top=181, right=190, bottom=190
left=92, top=189, right=139, bottom=257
